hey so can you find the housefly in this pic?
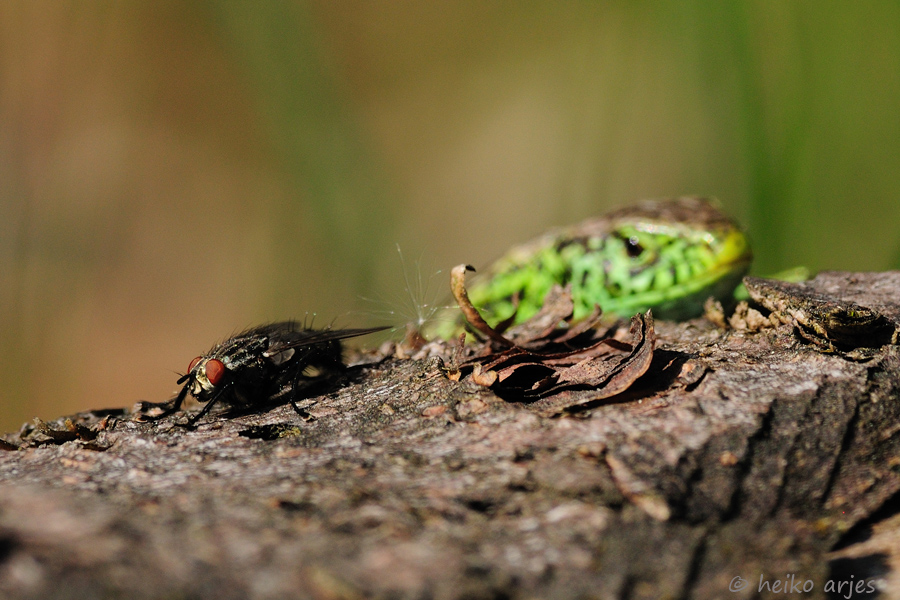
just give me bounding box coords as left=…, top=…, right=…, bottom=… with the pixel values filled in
left=155, top=322, right=388, bottom=427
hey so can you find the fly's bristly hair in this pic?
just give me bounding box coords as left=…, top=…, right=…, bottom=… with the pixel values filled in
left=163, top=322, right=387, bottom=427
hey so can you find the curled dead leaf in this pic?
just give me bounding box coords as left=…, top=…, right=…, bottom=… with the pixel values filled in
left=449, top=266, right=656, bottom=414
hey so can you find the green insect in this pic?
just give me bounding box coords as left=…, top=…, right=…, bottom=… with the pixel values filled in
left=462, top=197, right=754, bottom=326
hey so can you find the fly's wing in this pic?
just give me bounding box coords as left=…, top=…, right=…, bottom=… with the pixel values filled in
left=263, top=324, right=390, bottom=356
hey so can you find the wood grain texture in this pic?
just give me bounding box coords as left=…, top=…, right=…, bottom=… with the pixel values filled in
left=0, top=272, right=899, bottom=600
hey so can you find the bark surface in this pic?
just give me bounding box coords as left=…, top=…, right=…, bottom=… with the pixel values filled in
left=1, top=272, right=899, bottom=600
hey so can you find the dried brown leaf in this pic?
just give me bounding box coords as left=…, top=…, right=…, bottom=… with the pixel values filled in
left=525, top=312, right=655, bottom=415
left=503, top=285, right=576, bottom=345
left=450, top=267, right=656, bottom=412
left=471, top=363, right=499, bottom=387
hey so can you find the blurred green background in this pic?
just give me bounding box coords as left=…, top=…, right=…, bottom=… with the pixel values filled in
left=1, top=2, right=899, bottom=432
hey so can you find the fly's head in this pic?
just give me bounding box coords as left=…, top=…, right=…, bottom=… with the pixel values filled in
left=180, top=354, right=230, bottom=402
left=177, top=332, right=268, bottom=403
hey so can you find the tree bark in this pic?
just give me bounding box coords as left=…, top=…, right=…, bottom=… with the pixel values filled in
left=1, top=271, right=899, bottom=600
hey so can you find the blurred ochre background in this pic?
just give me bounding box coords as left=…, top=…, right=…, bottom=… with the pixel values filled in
left=2, top=3, right=899, bottom=432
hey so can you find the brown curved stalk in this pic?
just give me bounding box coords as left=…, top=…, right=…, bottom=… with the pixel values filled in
left=450, top=264, right=514, bottom=348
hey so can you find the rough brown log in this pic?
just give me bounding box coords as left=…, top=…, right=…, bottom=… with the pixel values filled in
left=0, top=271, right=899, bottom=600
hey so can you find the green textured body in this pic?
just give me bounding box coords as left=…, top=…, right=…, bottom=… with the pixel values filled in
left=464, top=197, right=752, bottom=326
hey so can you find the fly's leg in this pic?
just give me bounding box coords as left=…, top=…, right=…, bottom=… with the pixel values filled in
left=183, top=388, right=229, bottom=428
left=287, top=372, right=317, bottom=422
left=284, top=362, right=320, bottom=422
left=288, top=398, right=315, bottom=422
left=138, top=384, right=190, bottom=421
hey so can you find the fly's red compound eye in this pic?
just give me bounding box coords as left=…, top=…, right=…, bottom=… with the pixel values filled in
left=188, top=356, right=202, bottom=372
left=204, top=359, right=226, bottom=386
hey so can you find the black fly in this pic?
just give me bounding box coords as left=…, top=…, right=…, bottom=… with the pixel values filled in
left=157, top=322, right=387, bottom=427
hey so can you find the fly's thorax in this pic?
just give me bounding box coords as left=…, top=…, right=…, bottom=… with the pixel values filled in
left=185, top=335, right=269, bottom=400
